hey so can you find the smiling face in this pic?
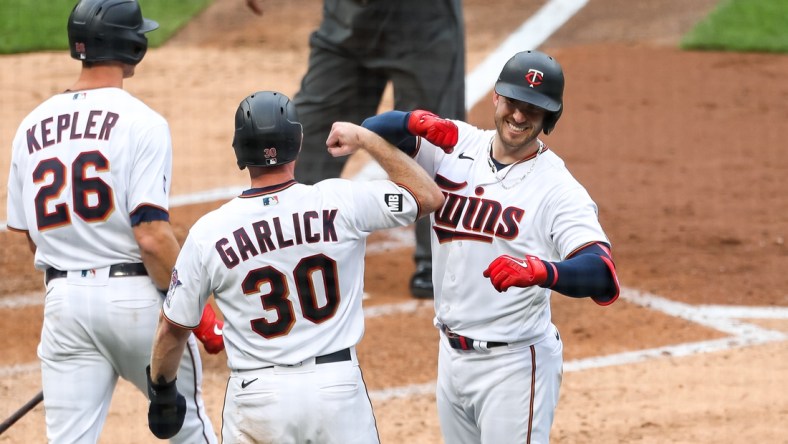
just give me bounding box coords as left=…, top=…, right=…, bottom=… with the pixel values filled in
left=492, top=93, right=546, bottom=160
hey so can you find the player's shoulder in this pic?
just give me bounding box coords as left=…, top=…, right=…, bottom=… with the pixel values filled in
left=109, top=89, right=168, bottom=125
left=187, top=198, right=243, bottom=238
left=452, top=122, right=494, bottom=157
left=312, top=178, right=356, bottom=196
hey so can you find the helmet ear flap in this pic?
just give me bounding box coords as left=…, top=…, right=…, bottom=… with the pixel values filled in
left=543, top=108, right=562, bottom=135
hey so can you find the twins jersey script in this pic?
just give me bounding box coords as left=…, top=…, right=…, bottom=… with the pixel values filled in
left=6, top=88, right=171, bottom=270
left=416, top=120, right=611, bottom=344
left=163, top=178, right=419, bottom=371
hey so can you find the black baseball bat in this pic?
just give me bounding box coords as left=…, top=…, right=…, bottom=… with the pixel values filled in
left=0, top=390, right=44, bottom=435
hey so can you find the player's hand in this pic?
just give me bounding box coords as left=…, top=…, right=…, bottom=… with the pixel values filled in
left=246, top=0, right=264, bottom=16
left=483, top=255, right=548, bottom=292
left=326, top=121, right=368, bottom=157
left=146, top=366, right=186, bottom=439
left=193, top=305, right=224, bottom=354
left=406, top=110, right=458, bottom=153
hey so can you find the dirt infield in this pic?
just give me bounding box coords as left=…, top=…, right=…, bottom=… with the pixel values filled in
left=2, top=0, right=787, bottom=442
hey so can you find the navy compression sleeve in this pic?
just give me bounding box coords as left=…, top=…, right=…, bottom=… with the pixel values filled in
left=540, top=243, right=619, bottom=303
left=362, top=111, right=418, bottom=155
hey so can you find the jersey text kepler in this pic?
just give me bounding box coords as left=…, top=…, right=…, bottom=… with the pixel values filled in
left=26, top=110, right=119, bottom=154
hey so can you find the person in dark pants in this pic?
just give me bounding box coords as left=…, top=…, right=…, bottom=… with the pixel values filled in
left=246, top=0, right=466, bottom=298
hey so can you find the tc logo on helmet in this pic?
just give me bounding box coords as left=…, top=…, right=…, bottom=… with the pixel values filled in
left=525, top=69, right=544, bottom=88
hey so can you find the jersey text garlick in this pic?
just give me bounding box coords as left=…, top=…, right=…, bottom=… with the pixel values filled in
left=216, top=209, right=339, bottom=268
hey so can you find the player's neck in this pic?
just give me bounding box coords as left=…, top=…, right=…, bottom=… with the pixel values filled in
left=249, top=167, right=296, bottom=188
left=69, top=64, right=127, bottom=91
left=491, top=136, right=542, bottom=165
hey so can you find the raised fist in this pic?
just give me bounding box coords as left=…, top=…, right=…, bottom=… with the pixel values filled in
left=483, top=255, right=549, bottom=292
left=406, top=110, right=458, bottom=153
left=193, top=304, right=224, bottom=354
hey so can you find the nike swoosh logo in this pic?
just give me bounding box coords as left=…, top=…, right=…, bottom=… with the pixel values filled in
left=241, top=378, right=258, bottom=389
left=213, top=325, right=223, bottom=335
left=510, top=259, right=529, bottom=268
left=458, top=152, right=474, bottom=161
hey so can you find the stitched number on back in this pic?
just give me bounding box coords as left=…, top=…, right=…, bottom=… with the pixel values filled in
left=244, top=265, right=295, bottom=338
left=33, top=159, right=69, bottom=229
left=72, top=151, right=113, bottom=221
left=244, top=253, right=340, bottom=339
left=295, top=254, right=339, bottom=323
left=33, top=151, right=114, bottom=230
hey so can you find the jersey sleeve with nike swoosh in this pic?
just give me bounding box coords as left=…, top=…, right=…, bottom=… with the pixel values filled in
left=413, top=120, right=492, bottom=177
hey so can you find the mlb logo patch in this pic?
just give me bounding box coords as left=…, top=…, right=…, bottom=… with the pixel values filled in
left=384, top=194, right=403, bottom=212
left=72, top=92, right=87, bottom=100
left=262, top=196, right=279, bottom=206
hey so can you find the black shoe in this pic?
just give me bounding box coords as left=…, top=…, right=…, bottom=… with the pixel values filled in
left=409, top=263, right=433, bottom=299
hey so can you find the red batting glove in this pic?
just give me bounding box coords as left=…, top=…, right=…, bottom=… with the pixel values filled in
left=483, top=255, right=549, bottom=292
left=193, top=305, right=224, bottom=354
left=406, top=110, right=458, bottom=153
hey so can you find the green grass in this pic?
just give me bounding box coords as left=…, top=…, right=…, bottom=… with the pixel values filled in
left=681, top=0, right=788, bottom=53
left=0, top=0, right=213, bottom=54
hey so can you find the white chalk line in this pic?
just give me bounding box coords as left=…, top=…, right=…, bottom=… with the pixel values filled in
left=369, top=287, right=788, bottom=402
left=3, top=287, right=786, bottom=403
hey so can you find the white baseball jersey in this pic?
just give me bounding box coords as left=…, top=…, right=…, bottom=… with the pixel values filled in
left=163, top=178, right=419, bottom=371
left=416, top=120, right=610, bottom=344
left=6, top=87, right=216, bottom=443
left=6, top=87, right=171, bottom=270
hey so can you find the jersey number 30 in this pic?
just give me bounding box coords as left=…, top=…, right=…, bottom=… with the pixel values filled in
left=242, top=254, right=340, bottom=339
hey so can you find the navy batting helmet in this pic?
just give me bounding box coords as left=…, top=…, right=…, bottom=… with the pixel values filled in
left=494, top=50, right=564, bottom=134
left=67, top=0, right=158, bottom=65
left=233, top=91, right=303, bottom=170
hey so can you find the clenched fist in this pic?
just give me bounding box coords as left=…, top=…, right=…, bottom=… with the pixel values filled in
left=483, top=255, right=549, bottom=292
left=406, top=110, right=458, bottom=153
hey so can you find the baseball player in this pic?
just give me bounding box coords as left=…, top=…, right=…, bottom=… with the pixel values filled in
left=146, top=91, right=443, bottom=442
left=246, top=0, right=466, bottom=299
left=5, top=1, right=221, bottom=442
left=362, top=50, right=620, bottom=443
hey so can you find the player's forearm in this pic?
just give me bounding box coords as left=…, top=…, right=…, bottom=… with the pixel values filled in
left=150, top=315, right=191, bottom=383
left=362, top=111, right=418, bottom=154
left=362, top=131, right=444, bottom=216
left=543, top=252, right=617, bottom=298
left=133, top=221, right=181, bottom=290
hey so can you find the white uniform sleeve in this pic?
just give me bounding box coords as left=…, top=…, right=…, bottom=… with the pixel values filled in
left=547, top=186, right=610, bottom=259
left=349, top=179, right=421, bottom=232
left=6, top=134, right=27, bottom=231
left=162, top=233, right=211, bottom=328
left=128, top=121, right=172, bottom=213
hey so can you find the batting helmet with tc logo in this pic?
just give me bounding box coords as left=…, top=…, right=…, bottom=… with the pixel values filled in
left=494, top=50, right=564, bottom=134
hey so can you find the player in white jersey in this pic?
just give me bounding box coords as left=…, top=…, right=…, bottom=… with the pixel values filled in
left=5, top=1, right=221, bottom=442
left=146, top=91, right=444, bottom=443
left=362, top=50, right=621, bottom=443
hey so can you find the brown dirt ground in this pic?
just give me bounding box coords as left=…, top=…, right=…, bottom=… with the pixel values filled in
left=2, top=0, right=787, bottom=443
